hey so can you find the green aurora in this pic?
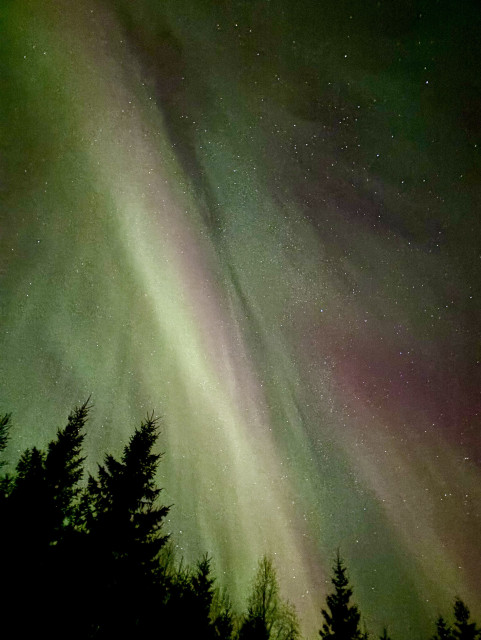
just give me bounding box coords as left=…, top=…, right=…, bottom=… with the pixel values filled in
left=1, top=1, right=480, bottom=637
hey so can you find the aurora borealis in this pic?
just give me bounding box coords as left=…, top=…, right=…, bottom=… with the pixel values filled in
left=1, top=0, right=480, bottom=637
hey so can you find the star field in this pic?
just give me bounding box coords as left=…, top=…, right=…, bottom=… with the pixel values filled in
left=1, top=1, right=480, bottom=638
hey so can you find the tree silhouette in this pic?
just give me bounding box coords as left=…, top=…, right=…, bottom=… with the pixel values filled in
left=0, top=403, right=90, bottom=638
left=5, top=398, right=480, bottom=640
left=432, top=599, right=481, bottom=640
left=165, top=553, right=222, bottom=639
left=432, top=616, right=454, bottom=640
left=319, top=550, right=364, bottom=640
left=239, top=554, right=300, bottom=640
left=44, top=400, right=88, bottom=539
left=84, top=413, right=169, bottom=560
left=452, top=598, right=481, bottom=640
left=2, top=402, right=88, bottom=547
left=0, top=413, right=14, bottom=512
left=191, top=554, right=217, bottom=638
left=276, top=600, right=301, bottom=640
left=211, top=587, right=235, bottom=640
left=0, top=412, right=11, bottom=466
left=80, top=414, right=170, bottom=637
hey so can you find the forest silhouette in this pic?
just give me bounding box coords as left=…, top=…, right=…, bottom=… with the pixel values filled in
left=0, top=403, right=479, bottom=640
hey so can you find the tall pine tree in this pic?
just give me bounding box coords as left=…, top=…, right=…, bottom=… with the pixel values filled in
left=191, top=554, right=217, bottom=639
left=0, top=402, right=89, bottom=639
left=319, top=551, right=364, bottom=640
left=44, top=400, right=88, bottom=540
left=81, top=414, right=170, bottom=637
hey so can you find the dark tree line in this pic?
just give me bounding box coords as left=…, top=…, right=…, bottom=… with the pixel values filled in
left=0, top=404, right=479, bottom=640
left=0, top=404, right=296, bottom=639
left=432, top=599, right=481, bottom=640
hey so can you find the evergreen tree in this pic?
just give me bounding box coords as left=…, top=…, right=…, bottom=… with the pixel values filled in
left=0, top=413, right=14, bottom=508
left=0, top=403, right=89, bottom=639
left=5, top=446, right=47, bottom=544
left=44, top=400, right=88, bottom=540
left=452, top=598, right=481, bottom=640
left=432, top=616, right=454, bottom=640
left=84, top=414, right=170, bottom=566
left=191, top=554, right=217, bottom=638
left=82, top=414, right=170, bottom=636
left=213, top=604, right=235, bottom=640
left=211, top=588, right=235, bottom=640
left=166, top=553, right=219, bottom=639
left=0, top=445, right=48, bottom=637
left=2, top=402, right=88, bottom=547
left=164, top=558, right=197, bottom=637
left=0, top=412, right=11, bottom=467
left=319, top=551, right=363, bottom=640
left=360, top=623, right=369, bottom=640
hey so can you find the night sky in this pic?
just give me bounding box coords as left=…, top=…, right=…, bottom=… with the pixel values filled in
left=1, top=1, right=480, bottom=637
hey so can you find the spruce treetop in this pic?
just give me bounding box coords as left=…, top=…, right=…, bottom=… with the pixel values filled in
left=319, top=550, right=363, bottom=640
left=453, top=598, right=481, bottom=640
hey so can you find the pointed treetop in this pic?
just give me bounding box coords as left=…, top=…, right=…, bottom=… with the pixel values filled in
left=319, top=551, right=363, bottom=640
left=433, top=616, right=454, bottom=640
left=453, top=598, right=481, bottom=640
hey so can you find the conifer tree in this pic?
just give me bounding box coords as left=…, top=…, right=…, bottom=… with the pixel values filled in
left=360, top=623, right=369, bottom=640
left=167, top=553, right=219, bottom=639
left=212, top=588, right=235, bottom=640
left=44, top=401, right=88, bottom=539
left=84, top=414, right=169, bottom=564
left=213, top=605, right=235, bottom=640
left=319, top=551, right=363, bottom=640
left=2, top=402, right=89, bottom=548
left=0, top=412, right=11, bottom=467
left=0, top=445, right=48, bottom=637
left=164, top=558, right=197, bottom=636
left=432, top=616, right=454, bottom=640
left=82, top=414, right=170, bottom=636
left=0, top=404, right=179, bottom=639
left=452, top=598, right=481, bottom=640
left=0, top=403, right=89, bottom=639
left=6, top=446, right=47, bottom=544
left=0, top=413, right=13, bottom=502
left=191, top=554, right=217, bottom=638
